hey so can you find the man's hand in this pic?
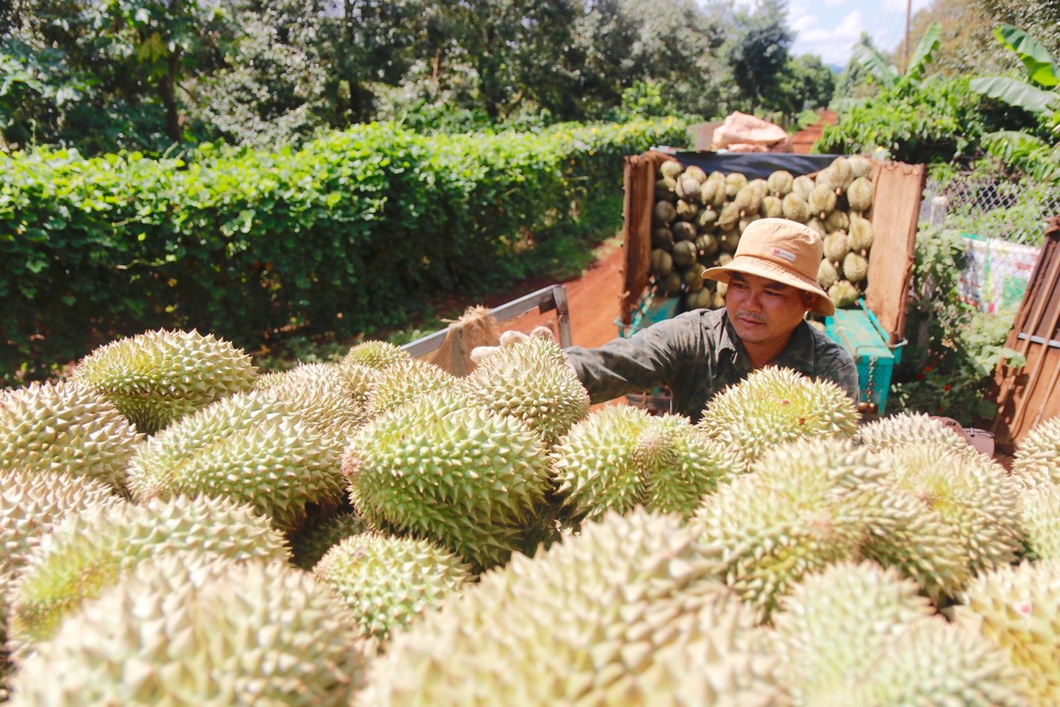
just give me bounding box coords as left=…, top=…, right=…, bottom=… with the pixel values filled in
left=470, top=326, right=557, bottom=365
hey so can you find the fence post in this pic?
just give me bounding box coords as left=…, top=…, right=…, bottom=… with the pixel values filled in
left=930, top=195, right=948, bottom=229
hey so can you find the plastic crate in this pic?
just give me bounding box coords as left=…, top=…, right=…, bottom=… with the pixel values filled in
left=617, top=290, right=681, bottom=339
left=824, top=299, right=905, bottom=415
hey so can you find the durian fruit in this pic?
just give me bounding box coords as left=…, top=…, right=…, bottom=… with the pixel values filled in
left=848, top=214, right=875, bottom=253
left=651, top=226, right=675, bottom=250
left=9, top=553, right=369, bottom=706
left=696, top=367, right=860, bottom=467
left=672, top=239, right=696, bottom=267
left=367, top=357, right=459, bottom=417
left=856, top=411, right=979, bottom=457
left=829, top=156, right=854, bottom=191
left=551, top=407, right=744, bottom=524
left=72, top=329, right=257, bottom=433
left=849, top=154, right=873, bottom=179
left=808, top=184, right=838, bottom=220
left=288, top=508, right=370, bottom=571
left=699, top=174, right=726, bottom=209
left=818, top=259, right=839, bottom=290
left=881, top=443, right=1023, bottom=578
left=828, top=280, right=859, bottom=308
left=0, top=380, right=143, bottom=490
left=847, top=176, right=874, bottom=213
left=1010, top=416, right=1060, bottom=490
left=684, top=165, right=707, bottom=183
left=0, top=469, right=124, bottom=671
left=659, top=160, right=684, bottom=180
left=7, top=495, right=290, bottom=653
left=717, top=229, right=741, bottom=254
left=652, top=200, right=677, bottom=226
left=343, top=339, right=410, bottom=370
left=685, top=287, right=713, bottom=310
left=804, top=216, right=826, bottom=238
left=675, top=174, right=701, bottom=201
left=655, top=177, right=677, bottom=201
left=657, top=270, right=682, bottom=296
left=845, top=616, right=1031, bottom=706
left=675, top=198, right=698, bottom=220
left=824, top=208, right=849, bottom=234
left=314, top=532, right=472, bottom=641
left=695, top=232, right=719, bottom=257
left=360, top=510, right=787, bottom=706
left=717, top=201, right=740, bottom=230
left=767, top=170, right=794, bottom=197
left=260, top=363, right=374, bottom=447
left=460, top=328, right=590, bottom=445
left=689, top=449, right=866, bottom=622
left=781, top=192, right=810, bottom=223
left=651, top=248, right=673, bottom=275
left=725, top=171, right=748, bottom=197
left=343, top=390, right=552, bottom=571
left=822, top=230, right=850, bottom=263
left=760, top=194, right=783, bottom=218
left=1019, top=484, right=1060, bottom=561
left=696, top=206, right=719, bottom=230
left=126, top=389, right=347, bottom=531
left=842, top=252, right=869, bottom=284
left=682, top=266, right=705, bottom=292
left=792, top=175, right=815, bottom=201
left=770, top=561, right=936, bottom=703
left=954, top=559, right=1060, bottom=703
left=671, top=220, right=696, bottom=242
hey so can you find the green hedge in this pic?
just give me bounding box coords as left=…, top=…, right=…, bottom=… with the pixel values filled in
left=0, top=118, right=689, bottom=383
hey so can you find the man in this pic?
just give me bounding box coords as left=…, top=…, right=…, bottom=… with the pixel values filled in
left=563, top=218, right=858, bottom=423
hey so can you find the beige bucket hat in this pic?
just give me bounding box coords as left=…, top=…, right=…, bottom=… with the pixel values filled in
left=702, top=218, right=835, bottom=317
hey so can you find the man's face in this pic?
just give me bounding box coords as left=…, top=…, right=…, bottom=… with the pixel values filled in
left=725, top=271, right=812, bottom=348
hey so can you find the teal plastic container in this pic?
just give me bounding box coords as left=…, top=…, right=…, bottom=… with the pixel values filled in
left=824, top=299, right=904, bottom=415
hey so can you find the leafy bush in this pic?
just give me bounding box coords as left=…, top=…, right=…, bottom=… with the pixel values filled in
left=889, top=225, right=1025, bottom=426
left=814, top=76, right=1041, bottom=164
left=0, top=118, right=690, bottom=384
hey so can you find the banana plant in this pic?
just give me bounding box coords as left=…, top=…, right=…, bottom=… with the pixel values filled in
left=851, top=22, right=941, bottom=92
left=970, top=24, right=1059, bottom=131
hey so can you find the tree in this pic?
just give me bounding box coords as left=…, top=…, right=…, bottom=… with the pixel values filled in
left=762, top=53, right=836, bottom=115
left=895, top=0, right=1006, bottom=76
left=724, top=0, right=794, bottom=110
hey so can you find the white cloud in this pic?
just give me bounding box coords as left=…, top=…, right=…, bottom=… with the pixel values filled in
left=791, top=9, right=864, bottom=66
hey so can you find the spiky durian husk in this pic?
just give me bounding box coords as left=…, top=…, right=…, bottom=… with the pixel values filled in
left=72, top=329, right=258, bottom=434
left=359, top=509, right=786, bottom=706
left=551, top=408, right=744, bottom=524
left=367, top=357, right=458, bottom=417
left=0, top=381, right=143, bottom=490
left=7, top=495, right=290, bottom=654
left=550, top=405, right=654, bottom=522
left=288, top=509, right=370, bottom=571
left=1021, top=484, right=1060, bottom=561
left=1, top=468, right=123, bottom=579
left=749, top=438, right=968, bottom=600
left=697, top=367, right=860, bottom=467
left=767, top=170, right=794, bottom=197
left=771, top=561, right=936, bottom=703
left=10, top=553, right=369, bottom=706
left=260, top=368, right=372, bottom=450
left=344, top=391, right=553, bottom=571
left=314, top=532, right=472, bottom=641
left=126, top=390, right=346, bottom=531
left=689, top=464, right=865, bottom=623
left=1011, top=416, right=1060, bottom=490
left=460, top=329, right=590, bottom=446
left=847, top=176, right=873, bottom=213
left=881, top=444, right=1023, bottom=578
left=954, top=559, right=1060, bottom=703
left=342, top=340, right=410, bottom=370
left=1, top=469, right=124, bottom=685
left=844, top=617, right=1032, bottom=706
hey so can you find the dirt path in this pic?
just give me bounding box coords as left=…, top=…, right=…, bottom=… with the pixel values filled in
left=496, top=239, right=625, bottom=348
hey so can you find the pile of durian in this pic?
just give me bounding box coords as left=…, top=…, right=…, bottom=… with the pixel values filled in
left=2, top=327, right=1059, bottom=705
left=651, top=155, right=875, bottom=313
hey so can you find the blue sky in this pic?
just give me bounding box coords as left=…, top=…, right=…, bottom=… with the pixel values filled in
left=733, top=0, right=934, bottom=68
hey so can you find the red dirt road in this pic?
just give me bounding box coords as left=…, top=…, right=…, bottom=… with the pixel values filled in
left=498, top=240, right=625, bottom=348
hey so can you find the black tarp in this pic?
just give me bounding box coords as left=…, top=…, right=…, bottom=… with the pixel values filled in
left=653, top=150, right=840, bottom=180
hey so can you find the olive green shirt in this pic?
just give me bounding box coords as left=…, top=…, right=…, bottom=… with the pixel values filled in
left=564, top=308, right=859, bottom=423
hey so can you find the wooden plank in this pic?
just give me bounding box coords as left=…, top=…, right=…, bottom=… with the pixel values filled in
left=864, top=160, right=926, bottom=346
